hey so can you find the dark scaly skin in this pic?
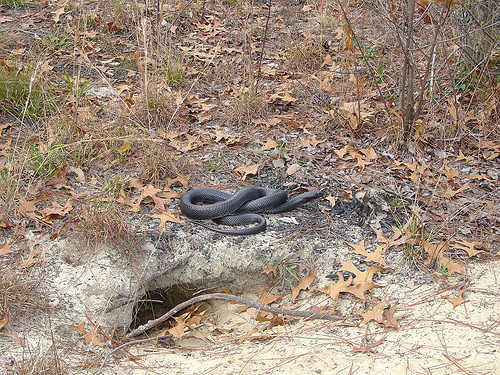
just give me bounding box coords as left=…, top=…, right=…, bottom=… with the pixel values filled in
left=180, top=187, right=322, bottom=235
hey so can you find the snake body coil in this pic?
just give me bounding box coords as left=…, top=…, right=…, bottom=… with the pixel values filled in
left=180, top=187, right=322, bottom=235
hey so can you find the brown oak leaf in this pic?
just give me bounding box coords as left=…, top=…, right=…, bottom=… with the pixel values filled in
left=151, top=211, right=185, bottom=233
left=0, top=241, right=12, bottom=256
left=340, top=256, right=382, bottom=287
left=347, top=240, right=389, bottom=267
left=260, top=138, right=279, bottom=151
left=291, top=269, right=316, bottom=302
left=442, top=287, right=467, bottom=308
left=234, top=163, right=259, bottom=181
left=167, top=316, right=187, bottom=339
left=357, top=298, right=386, bottom=325
left=450, top=239, right=484, bottom=257
left=383, top=301, right=402, bottom=328
left=324, top=273, right=352, bottom=302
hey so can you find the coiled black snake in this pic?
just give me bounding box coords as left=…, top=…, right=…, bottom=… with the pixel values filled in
left=180, top=187, right=322, bottom=235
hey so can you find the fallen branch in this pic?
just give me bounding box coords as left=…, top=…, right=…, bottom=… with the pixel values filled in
left=127, top=292, right=339, bottom=338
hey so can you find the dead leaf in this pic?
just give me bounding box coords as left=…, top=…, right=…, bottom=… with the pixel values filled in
left=151, top=211, right=185, bottom=232
left=334, top=144, right=350, bottom=159
left=344, top=282, right=380, bottom=300
left=447, top=97, right=458, bottom=120
left=347, top=240, right=366, bottom=256
left=269, top=90, right=297, bottom=103
left=321, top=54, right=334, bottom=68
left=383, top=302, right=402, bottom=328
left=300, top=134, right=326, bottom=148
left=422, top=241, right=447, bottom=265
left=359, top=147, right=378, bottom=161
left=324, top=273, right=352, bottom=302
left=19, top=247, right=44, bottom=269
left=234, top=163, right=259, bottom=181
left=291, top=269, right=316, bottom=302
left=117, top=187, right=136, bottom=208
left=260, top=138, right=279, bottom=151
left=438, top=255, right=466, bottom=275
left=52, top=7, right=65, bottom=23
left=325, top=194, right=336, bottom=207
left=256, top=312, right=285, bottom=329
left=357, top=298, right=386, bottom=325
left=347, top=240, right=388, bottom=267
left=277, top=116, right=309, bottom=130
left=128, top=178, right=144, bottom=189
left=450, top=239, right=484, bottom=257
left=0, top=216, right=10, bottom=228
left=185, top=313, right=203, bottom=327
left=0, top=316, right=7, bottom=330
left=46, top=169, right=68, bottom=189
left=168, top=316, right=187, bottom=339
left=286, top=164, right=301, bottom=176
left=262, top=264, right=277, bottom=277
left=83, top=328, right=105, bottom=347
left=349, top=148, right=377, bottom=169
left=344, top=24, right=354, bottom=52
left=0, top=241, right=12, bottom=256
left=340, top=256, right=382, bottom=287
left=70, top=322, right=85, bottom=335
left=258, top=291, right=282, bottom=306
left=444, top=182, right=469, bottom=198
left=18, top=197, right=40, bottom=220
left=117, top=141, right=131, bottom=154
left=372, top=223, right=410, bottom=250
left=444, top=164, right=459, bottom=179
left=443, top=288, right=466, bottom=308
left=68, top=166, right=85, bottom=182
left=214, top=129, right=240, bottom=145
left=40, top=199, right=73, bottom=223
left=456, top=150, right=474, bottom=163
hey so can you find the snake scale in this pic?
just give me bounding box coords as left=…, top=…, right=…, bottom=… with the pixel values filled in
left=180, top=187, right=322, bottom=235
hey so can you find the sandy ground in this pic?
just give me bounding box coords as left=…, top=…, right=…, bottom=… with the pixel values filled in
left=101, top=259, right=499, bottom=375
left=1, top=214, right=498, bottom=375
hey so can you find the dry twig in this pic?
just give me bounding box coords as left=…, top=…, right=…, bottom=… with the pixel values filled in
left=127, top=292, right=339, bottom=338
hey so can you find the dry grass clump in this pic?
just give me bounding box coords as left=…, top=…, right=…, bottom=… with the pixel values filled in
left=223, top=85, right=268, bottom=125
left=6, top=344, right=65, bottom=375
left=0, top=261, right=44, bottom=324
left=137, top=140, right=181, bottom=184
left=133, top=47, right=190, bottom=130
left=283, top=39, right=323, bottom=72
left=0, top=165, right=18, bottom=218
left=75, top=199, right=139, bottom=258
left=133, top=84, right=178, bottom=130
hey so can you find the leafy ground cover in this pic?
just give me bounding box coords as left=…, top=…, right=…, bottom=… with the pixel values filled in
left=0, top=0, right=498, bottom=373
